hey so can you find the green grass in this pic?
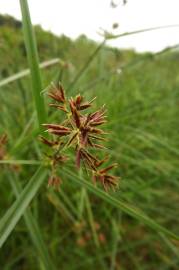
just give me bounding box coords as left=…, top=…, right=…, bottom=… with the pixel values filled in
left=20, top=0, right=47, bottom=131
left=0, top=3, right=179, bottom=269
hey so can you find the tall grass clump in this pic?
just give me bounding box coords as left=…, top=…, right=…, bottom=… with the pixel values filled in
left=0, top=0, right=179, bottom=269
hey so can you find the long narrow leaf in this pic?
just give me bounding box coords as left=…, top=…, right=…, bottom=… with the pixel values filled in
left=104, top=24, right=179, bottom=40
left=20, top=0, right=47, bottom=130
left=0, top=58, right=60, bottom=88
left=68, top=40, right=106, bottom=91
left=0, top=160, right=41, bottom=165
left=63, top=168, right=179, bottom=240
left=8, top=174, right=56, bottom=270
left=0, top=166, right=46, bottom=248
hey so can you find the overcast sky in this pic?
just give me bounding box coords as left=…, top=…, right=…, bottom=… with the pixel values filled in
left=1, top=0, right=179, bottom=52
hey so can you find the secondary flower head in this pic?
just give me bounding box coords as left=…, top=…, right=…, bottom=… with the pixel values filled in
left=0, top=133, right=8, bottom=160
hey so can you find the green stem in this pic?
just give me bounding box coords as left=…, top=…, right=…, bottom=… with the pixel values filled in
left=68, top=39, right=106, bottom=91
left=20, top=0, right=47, bottom=132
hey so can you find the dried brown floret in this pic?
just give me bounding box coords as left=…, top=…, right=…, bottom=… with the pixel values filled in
left=48, top=175, right=62, bottom=188
left=48, top=84, right=66, bottom=103
left=49, top=103, right=67, bottom=112
left=39, top=135, right=59, bottom=147
left=0, top=134, right=8, bottom=160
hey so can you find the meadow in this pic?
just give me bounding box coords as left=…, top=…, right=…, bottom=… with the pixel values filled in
left=0, top=1, right=179, bottom=269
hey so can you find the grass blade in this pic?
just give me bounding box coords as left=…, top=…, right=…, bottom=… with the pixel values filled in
left=68, top=40, right=106, bottom=91
left=0, top=160, right=41, bottom=165
left=47, top=191, right=76, bottom=224
left=63, top=168, right=179, bottom=240
left=85, top=190, right=100, bottom=247
left=0, top=166, right=46, bottom=248
left=8, top=173, right=56, bottom=270
left=0, top=58, right=60, bottom=88
left=19, top=0, right=47, bottom=130
left=105, top=24, right=179, bottom=40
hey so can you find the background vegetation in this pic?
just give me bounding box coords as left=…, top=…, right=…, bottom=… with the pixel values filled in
left=0, top=12, right=179, bottom=270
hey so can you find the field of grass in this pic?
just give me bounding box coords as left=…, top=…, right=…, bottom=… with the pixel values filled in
left=0, top=2, right=179, bottom=270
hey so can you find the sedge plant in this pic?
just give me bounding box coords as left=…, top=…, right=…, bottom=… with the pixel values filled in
left=1, top=1, right=179, bottom=269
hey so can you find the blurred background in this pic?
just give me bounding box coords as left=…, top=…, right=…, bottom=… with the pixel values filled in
left=0, top=0, right=179, bottom=269
left=1, top=0, right=179, bottom=52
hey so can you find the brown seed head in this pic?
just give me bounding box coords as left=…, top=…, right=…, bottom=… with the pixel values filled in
left=40, top=84, right=119, bottom=192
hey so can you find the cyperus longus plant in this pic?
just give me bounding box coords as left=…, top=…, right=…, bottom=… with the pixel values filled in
left=40, top=83, right=119, bottom=191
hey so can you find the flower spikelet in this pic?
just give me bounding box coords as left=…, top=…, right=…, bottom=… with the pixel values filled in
left=40, top=84, right=119, bottom=190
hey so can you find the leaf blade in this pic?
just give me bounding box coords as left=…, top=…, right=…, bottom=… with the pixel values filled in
left=20, top=0, right=47, bottom=131
left=8, top=173, right=56, bottom=270
left=64, top=168, right=179, bottom=240
left=0, top=166, right=46, bottom=248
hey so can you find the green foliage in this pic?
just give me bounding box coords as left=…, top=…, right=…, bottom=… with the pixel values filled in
left=0, top=12, right=179, bottom=270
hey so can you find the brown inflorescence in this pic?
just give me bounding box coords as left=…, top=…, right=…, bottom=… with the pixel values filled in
left=0, top=133, right=8, bottom=160
left=0, top=133, right=21, bottom=173
left=40, top=83, right=119, bottom=191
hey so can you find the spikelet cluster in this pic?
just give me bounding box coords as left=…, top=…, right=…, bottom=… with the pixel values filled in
left=40, top=83, right=119, bottom=191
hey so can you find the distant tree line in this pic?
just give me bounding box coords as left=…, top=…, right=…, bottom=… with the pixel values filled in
left=0, top=14, right=22, bottom=28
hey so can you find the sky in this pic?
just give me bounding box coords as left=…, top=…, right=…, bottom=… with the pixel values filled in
left=0, top=0, right=179, bottom=52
